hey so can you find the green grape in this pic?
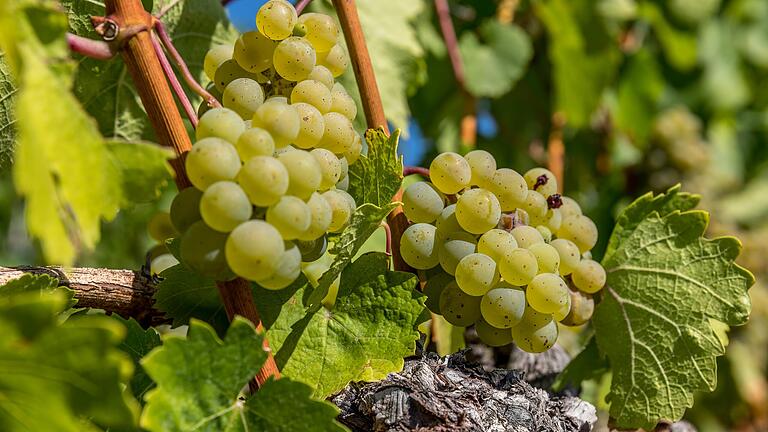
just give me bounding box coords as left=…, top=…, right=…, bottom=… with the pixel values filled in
left=291, top=79, right=331, bottom=113
left=557, top=214, right=598, bottom=253
left=307, top=65, right=335, bottom=90
left=429, top=152, right=471, bottom=194
left=252, top=99, right=299, bottom=147
left=455, top=253, right=499, bottom=296
left=330, top=87, right=357, bottom=120
left=487, top=168, right=527, bottom=211
left=475, top=318, right=514, bottom=347
left=536, top=225, right=553, bottom=243
left=296, top=235, right=327, bottom=262
left=521, top=190, right=548, bottom=226
left=526, top=273, right=569, bottom=314
left=186, top=137, right=241, bottom=190
left=512, top=306, right=558, bottom=353
left=559, top=196, right=582, bottom=220
left=317, top=44, right=348, bottom=77
left=439, top=281, right=482, bottom=327
left=277, top=149, right=322, bottom=199
left=200, top=181, right=253, bottom=233
left=553, top=292, right=571, bottom=322
left=571, top=259, right=606, bottom=294
left=455, top=188, right=501, bottom=234
left=236, top=127, right=275, bottom=160
left=510, top=226, right=544, bottom=249
left=196, top=107, right=246, bottom=144
left=256, top=0, right=297, bottom=40
left=423, top=272, right=454, bottom=314
left=291, top=102, right=325, bottom=149
left=438, top=231, right=477, bottom=275
left=478, top=229, right=517, bottom=262
left=198, top=84, right=222, bottom=118
left=464, top=150, right=496, bottom=189
left=527, top=243, right=560, bottom=274
left=560, top=288, right=594, bottom=326
left=323, top=189, right=355, bottom=232
left=226, top=220, right=285, bottom=280
left=402, top=181, right=445, bottom=223
left=524, top=167, right=558, bottom=197
left=480, top=283, right=526, bottom=328
left=343, top=134, right=362, bottom=165
left=170, top=187, right=203, bottom=233
left=238, top=156, right=289, bottom=206
left=150, top=253, right=179, bottom=275
left=319, top=112, right=355, bottom=154
left=299, top=192, right=333, bottom=240
left=435, top=204, right=462, bottom=236
left=399, top=223, right=440, bottom=270
left=258, top=242, right=302, bottom=290
left=148, top=211, right=177, bottom=242
left=204, top=44, right=234, bottom=81
left=266, top=195, right=311, bottom=240
left=336, top=174, right=349, bottom=191
left=550, top=238, right=580, bottom=276
left=233, top=31, right=276, bottom=73
left=222, top=78, right=265, bottom=119
left=546, top=208, right=562, bottom=232
left=310, top=148, right=341, bottom=191
left=214, top=59, right=261, bottom=92
left=181, top=221, right=235, bottom=280
left=273, top=37, right=316, bottom=81
left=295, top=13, right=339, bottom=52
left=499, top=248, right=538, bottom=285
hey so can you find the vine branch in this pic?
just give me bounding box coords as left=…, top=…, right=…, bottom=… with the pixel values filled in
left=150, top=32, right=198, bottom=127
left=66, top=33, right=117, bottom=60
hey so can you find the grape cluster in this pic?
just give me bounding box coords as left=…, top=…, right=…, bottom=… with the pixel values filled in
left=401, top=151, right=606, bottom=353
left=171, top=0, right=361, bottom=290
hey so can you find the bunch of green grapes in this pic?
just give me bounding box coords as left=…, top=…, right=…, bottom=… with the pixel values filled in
left=170, top=0, right=361, bottom=291
left=145, top=211, right=180, bottom=275
left=400, top=151, right=606, bottom=353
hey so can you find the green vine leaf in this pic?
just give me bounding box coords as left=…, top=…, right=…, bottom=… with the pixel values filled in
left=153, top=264, right=230, bottom=332
left=107, top=140, right=174, bottom=205
left=594, top=186, right=754, bottom=429
left=114, top=317, right=162, bottom=404
left=0, top=53, right=15, bottom=170
left=348, top=128, right=404, bottom=208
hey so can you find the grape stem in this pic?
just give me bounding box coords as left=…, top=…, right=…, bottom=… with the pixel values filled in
left=380, top=222, right=392, bottom=259
left=403, top=166, right=430, bottom=178
left=149, top=32, right=199, bottom=127
left=66, top=33, right=117, bottom=60
left=295, top=0, right=313, bottom=15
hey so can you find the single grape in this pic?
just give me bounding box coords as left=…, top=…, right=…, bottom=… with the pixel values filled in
left=319, top=112, right=355, bottom=154
left=223, top=78, right=265, bottom=119
left=307, top=65, right=335, bottom=90
left=455, top=253, right=500, bottom=296
left=148, top=211, right=177, bottom=242
left=336, top=174, right=349, bottom=191
left=455, top=188, right=502, bottom=234
left=527, top=243, right=561, bottom=274
left=214, top=59, right=261, bottom=92
left=553, top=292, right=571, bottom=322
left=560, top=288, right=594, bottom=326
left=196, top=107, right=246, bottom=144
left=236, top=127, right=275, bottom=160
left=438, top=231, right=477, bottom=275
left=477, top=229, right=518, bottom=262
left=256, top=0, right=297, bottom=40
left=296, top=235, right=327, bottom=262
left=344, top=134, right=362, bottom=165
left=310, top=148, right=341, bottom=191
left=399, top=223, right=440, bottom=270
left=226, top=220, right=285, bottom=280
left=204, top=44, right=234, bottom=81
left=571, top=259, right=606, bottom=293
left=536, top=225, right=553, bottom=243
left=323, top=189, right=355, bottom=232
left=402, top=182, right=445, bottom=223
left=429, top=152, right=471, bottom=194
left=170, top=188, right=203, bottom=233
left=475, top=318, right=514, bottom=347
left=521, top=190, right=548, bottom=226
left=480, top=283, right=526, bottom=328
left=295, top=13, right=339, bottom=52
left=439, top=281, right=482, bottom=327
left=330, top=87, right=357, bottom=120
left=181, top=221, right=234, bottom=280
left=273, top=37, right=316, bottom=81
left=257, top=242, right=302, bottom=290
left=546, top=208, right=562, bottom=232
left=526, top=273, right=569, bottom=314
left=464, top=150, right=496, bottom=189
left=238, top=156, right=289, bottom=206
left=499, top=248, right=538, bottom=285
left=186, top=137, right=241, bottom=190
left=524, top=167, right=558, bottom=197
left=487, top=168, right=527, bottom=211
left=290, top=102, right=325, bottom=149
left=277, top=149, right=322, bottom=199
left=559, top=196, right=582, bottom=220
left=150, top=253, right=179, bottom=275
left=423, top=272, right=454, bottom=314
left=550, top=238, right=580, bottom=276
left=557, top=214, right=598, bottom=253
left=200, top=181, right=253, bottom=232
left=266, top=195, right=311, bottom=240
left=435, top=204, right=462, bottom=236
left=291, top=79, right=331, bottom=113
left=252, top=99, right=299, bottom=147
left=510, top=225, right=544, bottom=249
left=233, top=31, right=277, bottom=73
left=299, top=192, right=333, bottom=240
left=317, top=44, right=348, bottom=77
left=512, top=306, right=559, bottom=353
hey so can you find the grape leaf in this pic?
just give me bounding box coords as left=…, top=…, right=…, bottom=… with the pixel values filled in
left=638, top=2, right=698, bottom=72
left=153, top=264, right=230, bottom=332
left=140, top=317, right=346, bottom=432
left=114, top=316, right=162, bottom=404
left=459, top=20, right=533, bottom=98
left=594, top=187, right=754, bottom=429
left=262, top=252, right=424, bottom=398
left=107, top=140, right=174, bottom=204
left=348, top=128, right=404, bottom=208
left=0, top=53, right=15, bottom=170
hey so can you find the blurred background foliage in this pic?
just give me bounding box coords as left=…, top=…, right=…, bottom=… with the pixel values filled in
left=0, top=0, right=766, bottom=429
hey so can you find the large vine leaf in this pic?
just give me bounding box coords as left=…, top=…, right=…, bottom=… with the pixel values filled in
left=114, top=316, right=162, bottom=404
left=108, top=140, right=174, bottom=204
left=153, top=264, right=230, bottom=332
left=0, top=53, right=15, bottom=169
left=593, top=186, right=754, bottom=429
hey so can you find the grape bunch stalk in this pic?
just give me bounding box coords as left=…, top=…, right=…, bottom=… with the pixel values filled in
left=400, top=151, right=607, bottom=353
left=162, top=0, right=361, bottom=292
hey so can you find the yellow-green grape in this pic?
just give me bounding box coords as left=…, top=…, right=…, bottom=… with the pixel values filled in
left=400, top=223, right=440, bottom=270
left=455, top=188, right=502, bottom=235
left=273, top=37, right=316, bottom=81
left=527, top=243, right=560, bottom=274
left=455, top=253, right=500, bottom=296
left=510, top=225, right=544, bottom=249
left=213, top=59, right=261, bottom=92
left=291, top=102, right=325, bottom=149
left=480, top=283, right=526, bottom=328
left=226, top=220, right=285, bottom=281
left=512, top=306, right=558, bottom=353
left=560, top=288, right=594, bottom=326
left=296, top=235, right=327, bottom=262
left=464, top=149, right=496, bottom=189
left=475, top=318, right=514, bottom=347
left=439, top=281, right=482, bottom=327
left=344, top=134, right=362, bottom=165
left=550, top=238, right=580, bottom=276
left=526, top=273, right=569, bottom=314
left=478, top=229, right=518, bottom=263
left=536, top=225, right=553, bottom=243
left=557, top=214, right=598, bottom=253
left=553, top=293, right=571, bottom=321
left=499, top=248, right=538, bottom=285
left=521, top=190, right=548, bottom=226
left=402, top=182, right=445, bottom=223
left=424, top=272, right=454, bottom=314
left=196, top=107, right=246, bottom=144
left=223, top=78, right=265, bottom=119
left=338, top=156, right=349, bottom=182
left=204, top=44, right=234, bottom=81
left=252, top=99, right=299, bottom=147
left=291, top=79, right=331, bottom=113
left=317, top=44, right=348, bottom=77
left=429, top=152, right=471, bottom=194
left=323, top=189, right=355, bottom=232
left=257, top=242, right=302, bottom=290
left=256, top=0, right=297, bottom=40
left=438, top=231, right=477, bottom=275
left=487, top=168, right=527, bottom=211
left=435, top=204, right=461, bottom=236
left=571, top=259, right=606, bottom=294
left=295, top=13, right=339, bottom=52
left=559, top=196, right=582, bottom=220
left=319, top=112, right=355, bottom=154
left=236, top=127, right=275, bottom=160
left=150, top=253, right=179, bottom=275
left=200, top=181, right=253, bottom=233
left=170, top=187, right=203, bottom=233
left=299, top=192, right=332, bottom=241
left=307, top=65, right=335, bottom=89
left=181, top=221, right=234, bottom=280
left=310, top=148, right=341, bottom=191
left=148, top=211, right=177, bottom=242
left=330, top=86, right=357, bottom=120
left=277, top=149, right=322, bottom=199
left=524, top=167, right=558, bottom=197
left=336, top=174, right=349, bottom=191
left=233, top=31, right=276, bottom=73
left=546, top=208, right=562, bottom=232
left=186, top=138, right=241, bottom=190
left=238, top=156, right=289, bottom=206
